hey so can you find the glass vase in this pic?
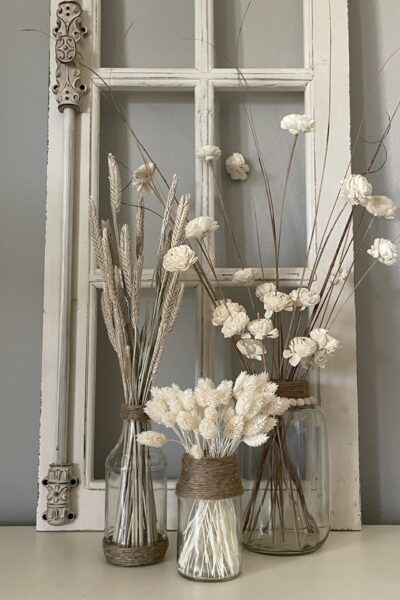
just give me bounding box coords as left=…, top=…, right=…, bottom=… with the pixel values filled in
left=103, top=410, right=168, bottom=567
left=243, top=382, right=329, bottom=555
left=176, top=454, right=243, bottom=582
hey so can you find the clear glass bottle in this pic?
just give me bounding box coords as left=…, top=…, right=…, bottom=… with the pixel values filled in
left=243, top=402, right=329, bottom=555
left=103, top=418, right=168, bottom=566
left=177, top=495, right=242, bottom=581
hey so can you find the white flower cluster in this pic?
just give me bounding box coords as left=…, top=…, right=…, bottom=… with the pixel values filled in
left=255, top=282, right=320, bottom=318
left=340, top=174, right=397, bottom=219
left=140, top=373, right=290, bottom=456
left=367, top=238, right=398, bottom=266
left=283, top=328, right=340, bottom=369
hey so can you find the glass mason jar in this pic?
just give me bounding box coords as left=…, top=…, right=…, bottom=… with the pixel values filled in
left=243, top=382, right=329, bottom=555
left=176, top=454, right=243, bottom=582
left=103, top=408, right=168, bottom=567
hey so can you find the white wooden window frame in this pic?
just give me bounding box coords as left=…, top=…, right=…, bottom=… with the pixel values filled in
left=38, top=0, right=361, bottom=531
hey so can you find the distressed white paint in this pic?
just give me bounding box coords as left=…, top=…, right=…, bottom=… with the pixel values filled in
left=38, top=0, right=360, bottom=531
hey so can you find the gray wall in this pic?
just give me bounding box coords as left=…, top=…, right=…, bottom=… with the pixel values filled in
left=0, top=0, right=399, bottom=524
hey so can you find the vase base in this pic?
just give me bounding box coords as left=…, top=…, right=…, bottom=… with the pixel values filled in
left=103, top=535, right=169, bottom=567
left=177, top=568, right=241, bottom=583
left=243, top=529, right=329, bottom=556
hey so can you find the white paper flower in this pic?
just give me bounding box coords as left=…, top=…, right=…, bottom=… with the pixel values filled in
left=263, top=291, right=293, bottom=318
left=255, top=282, right=276, bottom=300
left=185, top=216, right=219, bottom=239
left=133, top=162, right=155, bottom=193
left=136, top=431, right=167, bottom=448
left=163, top=244, right=198, bottom=272
left=247, top=318, right=279, bottom=340
left=367, top=238, right=398, bottom=266
left=196, top=145, right=221, bottom=162
left=364, top=195, right=397, bottom=219
left=309, top=328, right=340, bottom=355
left=329, top=264, right=348, bottom=285
left=233, top=268, right=257, bottom=284
left=280, top=114, right=316, bottom=135
left=221, top=311, right=250, bottom=338
left=289, top=288, right=320, bottom=310
left=283, top=337, right=318, bottom=367
left=340, top=174, right=372, bottom=206
left=236, top=334, right=265, bottom=361
left=225, top=152, right=250, bottom=181
left=211, top=300, right=245, bottom=326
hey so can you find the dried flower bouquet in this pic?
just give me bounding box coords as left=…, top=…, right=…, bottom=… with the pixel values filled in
left=190, top=107, right=399, bottom=552
left=90, top=155, right=199, bottom=561
left=139, top=373, right=289, bottom=580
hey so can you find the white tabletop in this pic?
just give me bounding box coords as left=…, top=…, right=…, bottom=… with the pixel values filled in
left=0, top=526, right=399, bottom=599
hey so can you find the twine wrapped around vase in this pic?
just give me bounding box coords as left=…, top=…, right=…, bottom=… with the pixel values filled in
left=176, top=454, right=243, bottom=500
left=103, top=537, right=169, bottom=567
left=103, top=403, right=168, bottom=567
left=273, top=380, right=309, bottom=399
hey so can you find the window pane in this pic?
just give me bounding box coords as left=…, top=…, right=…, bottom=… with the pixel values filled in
left=94, top=288, right=197, bottom=480
left=99, top=91, right=195, bottom=268
left=215, top=0, right=304, bottom=68
left=214, top=91, right=307, bottom=268
left=101, top=0, right=194, bottom=68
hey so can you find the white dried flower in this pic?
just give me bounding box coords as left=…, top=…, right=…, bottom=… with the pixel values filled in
left=225, top=152, right=250, bottom=181
left=176, top=411, right=198, bottom=431
left=329, top=264, right=349, bottom=285
left=244, top=433, right=269, bottom=447
left=221, top=311, right=250, bottom=338
left=255, top=282, right=276, bottom=300
left=211, top=300, right=245, bottom=326
left=163, top=244, right=198, bottom=272
left=236, top=334, right=265, bottom=361
left=309, top=328, right=340, bottom=355
left=196, top=145, right=221, bottom=162
left=136, top=431, right=167, bottom=448
left=199, top=418, right=219, bottom=440
left=280, top=114, right=315, bottom=135
left=244, top=415, right=273, bottom=437
left=367, top=238, right=398, bottom=266
left=340, top=174, right=372, bottom=206
left=289, top=288, right=320, bottom=310
left=283, top=337, right=318, bottom=367
left=263, top=291, right=293, bottom=318
left=234, top=372, right=277, bottom=402
left=364, top=195, right=397, bottom=219
left=224, top=415, right=245, bottom=441
left=188, top=444, right=203, bottom=459
left=247, top=318, right=279, bottom=340
left=233, top=268, right=257, bottom=284
left=180, top=389, right=196, bottom=411
left=194, top=378, right=215, bottom=408
left=133, top=162, right=155, bottom=193
left=185, top=216, right=219, bottom=239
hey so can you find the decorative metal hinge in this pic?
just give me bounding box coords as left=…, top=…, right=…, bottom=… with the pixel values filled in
left=52, top=1, right=88, bottom=112
left=42, top=464, right=79, bottom=525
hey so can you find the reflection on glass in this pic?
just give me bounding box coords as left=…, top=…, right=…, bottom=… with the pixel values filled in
left=101, top=0, right=194, bottom=68
left=214, top=91, right=307, bottom=268
left=215, top=0, right=304, bottom=68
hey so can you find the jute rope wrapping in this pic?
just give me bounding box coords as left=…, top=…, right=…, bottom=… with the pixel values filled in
left=120, top=404, right=149, bottom=421
left=273, top=380, right=310, bottom=399
left=103, top=537, right=169, bottom=567
left=176, top=454, right=243, bottom=500
left=102, top=403, right=167, bottom=567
